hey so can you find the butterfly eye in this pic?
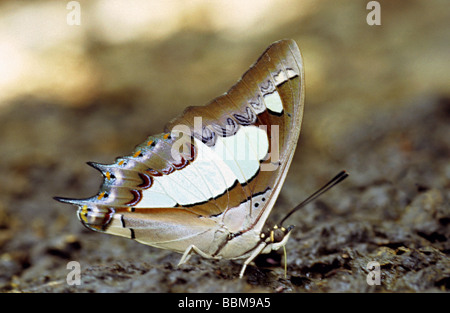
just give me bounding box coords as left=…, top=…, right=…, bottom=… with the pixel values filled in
left=271, top=228, right=286, bottom=243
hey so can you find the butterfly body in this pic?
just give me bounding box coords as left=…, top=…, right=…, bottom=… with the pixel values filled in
left=56, top=39, right=305, bottom=278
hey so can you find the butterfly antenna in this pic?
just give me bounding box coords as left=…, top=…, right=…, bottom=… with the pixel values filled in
left=279, top=170, right=349, bottom=227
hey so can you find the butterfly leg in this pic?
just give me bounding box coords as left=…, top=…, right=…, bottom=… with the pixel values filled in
left=239, top=242, right=267, bottom=279
left=177, top=244, right=213, bottom=267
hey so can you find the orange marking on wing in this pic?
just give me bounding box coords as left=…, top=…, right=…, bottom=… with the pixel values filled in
left=79, top=205, right=89, bottom=223
left=97, top=192, right=105, bottom=200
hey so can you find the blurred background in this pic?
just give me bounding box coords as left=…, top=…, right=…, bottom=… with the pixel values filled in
left=0, top=0, right=448, bottom=292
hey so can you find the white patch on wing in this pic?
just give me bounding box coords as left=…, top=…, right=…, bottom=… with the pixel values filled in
left=136, top=136, right=239, bottom=208
left=273, top=70, right=288, bottom=86
left=175, top=164, right=212, bottom=200
left=245, top=125, right=269, bottom=161
left=212, top=126, right=268, bottom=184
left=133, top=126, right=268, bottom=208
left=135, top=179, right=177, bottom=208
left=157, top=171, right=206, bottom=205
left=263, top=91, right=283, bottom=113
left=194, top=137, right=237, bottom=194
left=286, top=68, right=298, bottom=78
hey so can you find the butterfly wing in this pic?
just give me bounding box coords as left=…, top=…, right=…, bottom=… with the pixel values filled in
left=55, top=39, right=305, bottom=258
left=165, top=39, right=305, bottom=239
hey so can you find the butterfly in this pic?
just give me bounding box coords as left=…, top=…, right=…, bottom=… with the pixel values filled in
left=55, top=39, right=348, bottom=278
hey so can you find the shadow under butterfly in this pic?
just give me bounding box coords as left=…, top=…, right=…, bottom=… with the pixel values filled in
left=55, top=39, right=348, bottom=279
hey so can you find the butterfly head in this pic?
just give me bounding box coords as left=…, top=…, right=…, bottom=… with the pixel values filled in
left=260, top=224, right=294, bottom=251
